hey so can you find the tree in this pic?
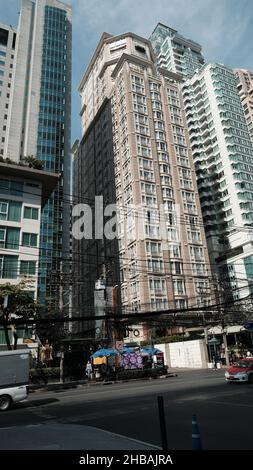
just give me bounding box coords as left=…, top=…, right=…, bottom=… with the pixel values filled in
left=0, top=280, right=38, bottom=350
left=23, top=155, right=44, bottom=170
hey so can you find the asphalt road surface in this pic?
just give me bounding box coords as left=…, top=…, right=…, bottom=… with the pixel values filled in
left=1, top=369, right=253, bottom=450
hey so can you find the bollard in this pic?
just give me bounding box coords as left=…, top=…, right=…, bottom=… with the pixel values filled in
left=192, top=414, right=202, bottom=450
left=157, top=396, right=168, bottom=451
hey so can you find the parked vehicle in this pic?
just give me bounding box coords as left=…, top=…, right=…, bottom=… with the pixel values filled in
left=0, top=349, right=30, bottom=411
left=225, top=358, right=253, bottom=383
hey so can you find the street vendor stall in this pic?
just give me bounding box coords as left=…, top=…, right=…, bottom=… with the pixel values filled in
left=91, top=348, right=122, bottom=380
left=121, top=347, right=143, bottom=369
left=141, top=347, right=164, bottom=369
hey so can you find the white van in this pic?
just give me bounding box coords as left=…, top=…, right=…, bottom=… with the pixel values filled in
left=0, top=350, right=30, bottom=411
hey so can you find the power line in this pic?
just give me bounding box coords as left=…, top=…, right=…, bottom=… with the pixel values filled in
left=2, top=292, right=251, bottom=326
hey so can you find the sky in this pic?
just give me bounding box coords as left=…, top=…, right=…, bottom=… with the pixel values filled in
left=0, top=0, right=253, bottom=143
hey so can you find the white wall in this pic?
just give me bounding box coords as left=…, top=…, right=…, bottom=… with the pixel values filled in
left=156, top=339, right=208, bottom=368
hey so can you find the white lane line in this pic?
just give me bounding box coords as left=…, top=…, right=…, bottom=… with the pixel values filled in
left=90, top=426, right=160, bottom=450
left=210, top=400, right=253, bottom=408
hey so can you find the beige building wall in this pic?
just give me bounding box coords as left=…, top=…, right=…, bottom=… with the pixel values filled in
left=78, top=32, right=212, bottom=337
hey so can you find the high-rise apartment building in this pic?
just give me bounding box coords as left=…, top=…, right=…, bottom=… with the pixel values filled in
left=149, top=23, right=205, bottom=80
left=73, top=32, right=211, bottom=340
left=0, top=23, right=16, bottom=155
left=234, top=69, right=253, bottom=143
left=1, top=0, right=72, bottom=305
left=182, top=63, right=253, bottom=299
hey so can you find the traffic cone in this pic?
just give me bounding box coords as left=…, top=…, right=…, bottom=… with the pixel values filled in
left=192, top=414, right=202, bottom=450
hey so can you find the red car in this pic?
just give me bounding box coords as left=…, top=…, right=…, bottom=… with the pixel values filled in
left=225, top=358, right=253, bottom=383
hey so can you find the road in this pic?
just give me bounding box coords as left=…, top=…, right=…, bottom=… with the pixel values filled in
left=1, top=369, right=253, bottom=449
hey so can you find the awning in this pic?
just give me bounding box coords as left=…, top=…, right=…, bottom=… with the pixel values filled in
left=207, top=325, right=246, bottom=335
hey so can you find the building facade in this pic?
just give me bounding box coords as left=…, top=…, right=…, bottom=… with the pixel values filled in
left=182, top=63, right=253, bottom=300
left=234, top=69, right=253, bottom=144
left=149, top=23, right=205, bottom=81
left=1, top=0, right=72, bottom=305
left=0, top=161, right=58, bottom=344
left=0, top=23, right=16, bottom=156
left=74, top=32, right=211, bottom=340
left=0, top=162, right=58, bottom=293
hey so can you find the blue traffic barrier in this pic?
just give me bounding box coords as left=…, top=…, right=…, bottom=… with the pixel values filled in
left=192, top=414, right=202, bottom=450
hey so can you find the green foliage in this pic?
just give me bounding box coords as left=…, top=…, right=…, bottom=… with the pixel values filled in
left=117, top=368, right=163, bottom=380
left=23, top=155, right=44, bottom=170
left=30, top=367, right=60, bottom=382
left=0, top=155, right=44, bottom=170
left=0, top=281, right=38, bottom=318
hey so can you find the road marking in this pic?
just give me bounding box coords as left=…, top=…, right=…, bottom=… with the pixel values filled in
left=210, top=400, right=253, bottom=408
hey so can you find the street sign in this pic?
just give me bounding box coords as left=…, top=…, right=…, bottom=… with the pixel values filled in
left=244, top=323, right=253, bottom=331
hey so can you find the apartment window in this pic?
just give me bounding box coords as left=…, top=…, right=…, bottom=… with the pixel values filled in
left=24, top=206, right=39, bottom=220
left=20, top=260, right=36, bottom=276
left=146, top=241, right=161, bottom=254
left=0, top=200, right=21, bottom=221
left=0, top=201, right=8, bottom=220
left=192, top=263, right=205, bottom=275
left=0, top=255, right=18, bottom=279
left=190, top=246, right=203, bottom=260
left=22, top=232, right=38, bottom=247
left=151, top=298, right=168, bottom=310
left=0, top=227, right=6, bottom=247
left=171, top=261, right=183, bottom=275
left=147, top=258, right=164, bottom=273
left=130, top=281, right=139, bottom=295
left=0, top=226, right=20, bottom=249
left=168, top=228, right=179, bottom=241
left=173, top=279, right=185, bottom=295
left=175, top=299, right=187, bottom=309
left=149, top=278, right=166, bottom=292
left=170, top=244, right=181, bottom=257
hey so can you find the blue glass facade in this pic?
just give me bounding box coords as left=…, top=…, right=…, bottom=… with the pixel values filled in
left=37, top=6, right=69, bottom=304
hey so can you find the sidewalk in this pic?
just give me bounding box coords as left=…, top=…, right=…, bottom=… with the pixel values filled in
left=29, top=372, right=178, bottom=393
left=0, top=423, right=159, bottom=450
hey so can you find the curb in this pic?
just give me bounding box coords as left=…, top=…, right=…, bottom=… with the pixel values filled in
left=29, top=373, right=178, bottom=393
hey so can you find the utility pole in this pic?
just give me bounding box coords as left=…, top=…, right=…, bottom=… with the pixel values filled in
left=60, top=345, right=64, bottom=383
left=59, top=260, right=65, bottom=382
left=221, top=320, right=230, bottom=367
left=212, top=275, right=230, bottom=367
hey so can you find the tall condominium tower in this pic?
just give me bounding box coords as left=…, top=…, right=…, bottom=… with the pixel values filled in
left=149, top=23, right=205, bottom=80
left=234, top=69, right=253, bottom=144
left=0, top=23, right=16, bottom=156
left=182, top=64, right=253, bottom=300
left=1, top=0, right=72, bottom=305
left=73, top=32, right=211, bottom=341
